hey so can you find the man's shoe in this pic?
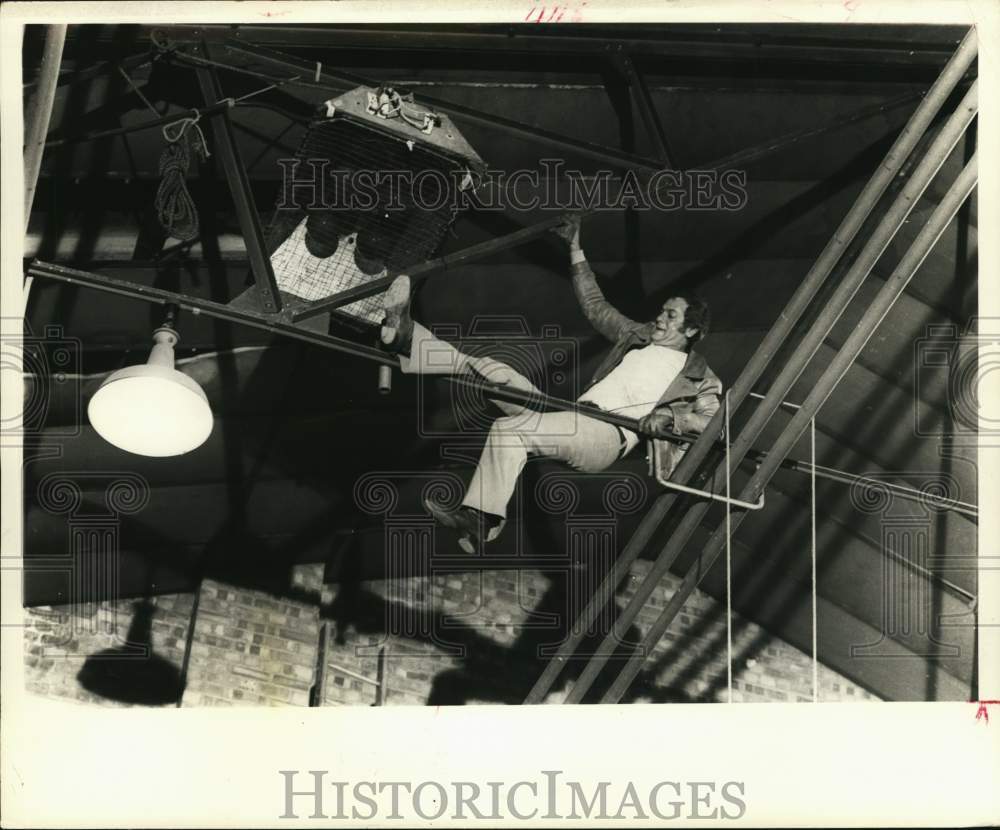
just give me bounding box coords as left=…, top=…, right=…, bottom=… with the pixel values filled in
left=380, top=274, right=413, bottom=355
left=424, top=496, right=491, bottom=554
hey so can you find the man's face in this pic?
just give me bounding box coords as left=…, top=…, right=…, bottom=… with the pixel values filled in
left=652, top=297, right=697, bottom=349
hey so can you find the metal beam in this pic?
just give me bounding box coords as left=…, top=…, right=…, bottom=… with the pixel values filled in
left=28, top=260, right=390, bottom=363
left=24, top=260, right=698, bottom=449
left=697, top=89, right=927, bottom=170
left=24, top=25, right=67, bottom=232
left=610, top=51, right=674, bottom=167
left=22, top=49, right=152, bottom=94
left=289, top=214, right=568, bottom=322
left=44, top=97, right=237, bottom=149
left=193, top=44, right=282, bottom=313
left=158, top=24, right=964, bottom=66
left=524, top=27, right=979, bottom=705
left=602, top=153, right=978, bottom=703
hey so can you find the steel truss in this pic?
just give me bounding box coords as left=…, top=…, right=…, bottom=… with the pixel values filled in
left=25, top=25, right=980, bottom=706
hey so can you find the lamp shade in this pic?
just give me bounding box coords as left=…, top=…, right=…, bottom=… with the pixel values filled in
left=87, top=326, right=212, bottom=457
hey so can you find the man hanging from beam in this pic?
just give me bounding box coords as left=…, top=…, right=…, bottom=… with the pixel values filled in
left=380, top=214, right=723, bottom=553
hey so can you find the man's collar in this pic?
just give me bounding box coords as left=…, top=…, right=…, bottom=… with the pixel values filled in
left=681, top=349, right=708, bottom=380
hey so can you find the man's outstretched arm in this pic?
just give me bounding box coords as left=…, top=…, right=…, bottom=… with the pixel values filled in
left=554, top=215, right=640, bottom=343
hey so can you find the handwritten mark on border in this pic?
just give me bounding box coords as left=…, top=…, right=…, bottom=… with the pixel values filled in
left=525, top=3, right=588, bottom=23
left=974, top=700, right=1000, bottom=724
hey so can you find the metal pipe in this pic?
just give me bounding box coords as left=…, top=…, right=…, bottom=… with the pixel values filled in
left=524, top=28, right=978, bottom=705
left=25, top=259, right=705, bottom=449
left=602, top=154, right=978, bottom=704
left=654, top=469, right=765, bottom=510
left=737, top=445, right=977, bottom=519
left=24, top=24, right=67, bottom=232
left=327, top=661, right=381, bottom=689
left=174, top=577, right=202, bottom=708
left=27, top=260, right=393, bottom=363
left=377, top=364, right=392, bottom=395
left=43, top=98, right=236, bottom=149
left=749, top=391, right=801, bottom=411
left=561, top=78, right=977, bottom=705
left=784, top=459, right=978, bottom=518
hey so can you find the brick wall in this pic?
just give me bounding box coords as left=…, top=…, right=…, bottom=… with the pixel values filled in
left=22, top=561, right=879, bottom=706
left=627, top=561, right=877, bottom=703
left=22, top=593, right=192, bottom=706
left=179, top=579, right=320, bottom=707
left=316, top=561, right=879, bottom=705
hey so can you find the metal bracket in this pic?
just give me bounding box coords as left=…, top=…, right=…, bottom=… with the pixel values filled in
left=651, top=440, right=765, bottom=510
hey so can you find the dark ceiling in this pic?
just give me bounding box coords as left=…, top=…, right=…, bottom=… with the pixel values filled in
left=21, top=22, right=978, bottom=702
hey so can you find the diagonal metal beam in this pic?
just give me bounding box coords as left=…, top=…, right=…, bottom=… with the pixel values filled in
left=289, top=214, right=568, bottom=323
left=24, top=25, right=67, bottom=232
left=23, top=50, right=152, bottom=94
left=193, top=43, right=282, bottom=314
left=610, top=50, right=674, bottom=167
left=697, top=88, right=928, bottom=171
left=23, top=260, right=695, bottom=448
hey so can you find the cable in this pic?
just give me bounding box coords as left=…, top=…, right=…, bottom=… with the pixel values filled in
left=811, top=416, right=818, bottom=703
left=725, top=390, right=733, bottom=704
left=117, top=64, right=161, bottom=118
left=171, top=49, right=341, bottom=95
left=233, top=101, right=311, bottom=125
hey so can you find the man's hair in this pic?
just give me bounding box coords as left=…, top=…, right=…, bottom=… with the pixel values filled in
left=676, top=294, right=711, bottom=344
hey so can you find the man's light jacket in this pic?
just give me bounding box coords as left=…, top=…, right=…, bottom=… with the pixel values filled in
left=571, top=258, right=723, bottom=481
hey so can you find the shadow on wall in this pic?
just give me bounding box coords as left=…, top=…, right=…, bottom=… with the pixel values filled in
left=76, top=599, right=183, bottom=706
left=327, top=561, right=698, bottom=706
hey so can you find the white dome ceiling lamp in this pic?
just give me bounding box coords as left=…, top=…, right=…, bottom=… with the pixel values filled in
left=87, top=305, right=213, bottom=457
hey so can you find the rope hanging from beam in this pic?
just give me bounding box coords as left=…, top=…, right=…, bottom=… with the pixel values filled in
left=154, top=118, right=204, bottom=242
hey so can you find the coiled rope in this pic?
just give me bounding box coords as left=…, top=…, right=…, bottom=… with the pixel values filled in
left=155, top=111, right=208, bottom=242
left=139, top=43, right=300, bottom=243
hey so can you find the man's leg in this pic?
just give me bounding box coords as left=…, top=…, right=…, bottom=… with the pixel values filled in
left=402, top=321, right=544, bottom=418
left=385, top=275, right=543, bottom=418
left=463, top=411, right=624, bottom=520
left=431, top=411, right=622, bottom=552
